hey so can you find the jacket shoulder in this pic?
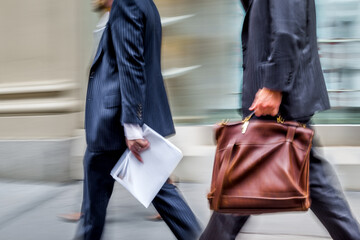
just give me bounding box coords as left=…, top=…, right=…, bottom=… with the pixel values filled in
left=112, top=0, right=146, bottom=15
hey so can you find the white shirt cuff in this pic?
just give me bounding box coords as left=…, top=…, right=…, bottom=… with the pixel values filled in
left=124, top=123, right=143, bottom=140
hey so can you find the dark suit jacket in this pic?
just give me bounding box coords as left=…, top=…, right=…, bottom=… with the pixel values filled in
left=85, top=0, right=175, bottom=151
left=241, top=0, right=330, bottom=120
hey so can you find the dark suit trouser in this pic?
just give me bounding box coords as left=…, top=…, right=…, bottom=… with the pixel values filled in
left=75, top=148, right=202, bottom=240
left=200, top=149, right=360, bottom=240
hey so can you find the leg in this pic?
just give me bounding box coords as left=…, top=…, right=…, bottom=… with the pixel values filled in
left=309, top=149, right=360, bottom=240
left=74, top=149, right=123, bottom=240
left=200, top=212, right=249, bottom=240
left=152, top=183, right=202, bottom=240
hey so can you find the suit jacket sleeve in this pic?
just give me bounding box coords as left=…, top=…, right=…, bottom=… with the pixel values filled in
left=262, top=0, right=306, bottom=92
left=110, top=1, right=146, bottom=125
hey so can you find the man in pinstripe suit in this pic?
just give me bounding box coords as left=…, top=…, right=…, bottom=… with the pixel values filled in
left=75, top=0, right=201, bottom=239
left=200, top=0, right=360, bottom=239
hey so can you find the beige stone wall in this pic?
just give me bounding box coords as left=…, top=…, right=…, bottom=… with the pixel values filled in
left=0, top=0, right=98, bottom=139
left=0, top=1, right=74, bottom=84
left=0, top=0, right=100, bottom=181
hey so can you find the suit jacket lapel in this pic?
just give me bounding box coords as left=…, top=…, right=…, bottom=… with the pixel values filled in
left=92, top=41, right=104, bottom=67
left=240, top=0, right=254, bottom=41
left=241, top=0, right=253, bottom=12
left=241, top=0, right=253, bottom=57
left=91, top=23, right=108, bottom=68
left=92, top=44, right=103, bottom=67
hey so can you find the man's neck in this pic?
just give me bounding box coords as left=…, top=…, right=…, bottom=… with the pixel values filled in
left=98, top=7, right=111, bottom=17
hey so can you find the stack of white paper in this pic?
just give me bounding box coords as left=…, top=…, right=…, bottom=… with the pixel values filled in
left=111, top=124, right=183, bottom=208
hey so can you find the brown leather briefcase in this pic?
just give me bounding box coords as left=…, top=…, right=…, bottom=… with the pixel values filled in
left=207, top=114, right=314, bottom=214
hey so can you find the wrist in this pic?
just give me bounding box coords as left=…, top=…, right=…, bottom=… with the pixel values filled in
left=124, top=123, right=143, bottom=140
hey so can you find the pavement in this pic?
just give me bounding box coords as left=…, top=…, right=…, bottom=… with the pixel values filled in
left=0, top=180, right=360, bottom=240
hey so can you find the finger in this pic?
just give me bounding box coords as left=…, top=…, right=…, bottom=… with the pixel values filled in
left=249, top=96, right=258, bottom=111
left=253, top=102, right=264, bottom=116
left=249, top=99, right=259, bottom=111
left=254, top=108, right=262, bottom=117
left=260, top=104, right=276, bottom=116
left=130, top=146, right=138, bottom=154
left=137, top=139, right=149, bottom=147
left=142, top=140, right=150, bottom=150
left=270, top=108, right=279, bottom=117
left=139, top=144, right=149, bottom=152
left=250, top=91, right=263, bottom=111
left=136, top=145, right=146, bottom=153
left=132, top=151, right=143, bottom=163
left=254, top=111, right=262, bottom=117
left=258, top=104, right=268, bottom=115
left=262, top=109, right=273, bottom=116
left=137, top=140, right=150, bottom=152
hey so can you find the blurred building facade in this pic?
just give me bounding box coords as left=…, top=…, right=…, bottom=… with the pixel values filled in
left=158, top=0, right=360, bottom=124
left=0, top=0, right=359, bottom=182
left=316, top=0, right=360, bottom=123
left=0, top=0, right=97, bottom=181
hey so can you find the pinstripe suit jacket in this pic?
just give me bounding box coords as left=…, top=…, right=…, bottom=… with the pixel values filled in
left=241, top=0, right=330, bottom=120
left=85, top=0, right=175, bottom=151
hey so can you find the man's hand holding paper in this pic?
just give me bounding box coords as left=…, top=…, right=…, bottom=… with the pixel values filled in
left=111, top=124, right=183, bottom=208
left=126, top=138, right=150, bottom=162
left=124, top=123, right=150, bottom=162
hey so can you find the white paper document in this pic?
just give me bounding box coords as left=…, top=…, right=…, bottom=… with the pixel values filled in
left=111, top=124, right=183, bottom=208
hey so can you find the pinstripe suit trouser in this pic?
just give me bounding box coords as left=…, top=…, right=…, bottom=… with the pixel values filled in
left=74, top=148, right=202, bottom=240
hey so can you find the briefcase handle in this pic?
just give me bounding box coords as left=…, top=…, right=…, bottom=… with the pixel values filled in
left=219, top=112, right=307, bottom=129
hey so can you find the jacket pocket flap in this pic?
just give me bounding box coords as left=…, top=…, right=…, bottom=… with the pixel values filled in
left=104, top=94, right=121, bottom=108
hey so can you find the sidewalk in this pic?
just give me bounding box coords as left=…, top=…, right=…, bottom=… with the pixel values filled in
left=0, top=180, right=359, bottom=240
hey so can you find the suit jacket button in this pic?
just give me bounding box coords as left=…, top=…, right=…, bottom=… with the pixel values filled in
left=287, top=72, right=293, bottom=83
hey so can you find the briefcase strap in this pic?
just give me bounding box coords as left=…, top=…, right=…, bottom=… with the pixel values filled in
left=213, top=140, right=236, bottom=211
